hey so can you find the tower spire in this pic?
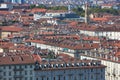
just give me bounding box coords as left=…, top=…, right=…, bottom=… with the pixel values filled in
left=85, top=3, right=88, bottom=24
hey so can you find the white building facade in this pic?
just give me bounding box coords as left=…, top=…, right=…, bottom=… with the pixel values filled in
left=0, top=3, right=13, bottom=10
left=79, top=29, right=120, bottom=40
left=81, top=52, right=120, bottom=80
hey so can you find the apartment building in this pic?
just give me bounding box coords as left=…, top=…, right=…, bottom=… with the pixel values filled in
left=0, top=52, right=35, bottom=80
left=0, top=26, right=23, bottom=39
left=72, top=25, right=120, bottom=40
left=81, top=51, right=120, bottom=80
left=34, top=59, right=106, bottom=80
left=25, top=38, right=100, bottom=58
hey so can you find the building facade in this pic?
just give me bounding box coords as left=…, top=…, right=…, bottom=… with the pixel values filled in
left=0, top=53, right=35, bottom=80
left=34, top=60, right=106, bottom=80
left=79, top=29, right=120, bottom=40
left=0, top=3, right=13, bottom=10
left=81, top=52, right=120, bottom=80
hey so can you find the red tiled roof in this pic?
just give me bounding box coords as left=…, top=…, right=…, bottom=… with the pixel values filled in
left=0, top=26, right=23, bottom=32
left=32, top=54, right=42, bottom=63
left=92, top=18, right=108, bottom=21
left=57, top=53, right=74, bottom=62
left=31, top=8, right=47, bottom=13
left=25, top=39, right=46, bottom=44
left=82, top=36, right=100, bottom=41
left=0, top=11, right=10, bottom=15
left=0, top=54, right=35, bottom=65
left=115, top=52, right=120, bottom=57
left=0, top=42, right=14, bottom=48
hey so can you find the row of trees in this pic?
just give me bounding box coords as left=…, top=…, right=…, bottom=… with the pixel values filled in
left=30, top=4, right=120, bottom=16
left=30, top=4, right=68, bottom=10
left=72, top=7, right=120, bottom=16
left=89, top=8, right=119, bottom=15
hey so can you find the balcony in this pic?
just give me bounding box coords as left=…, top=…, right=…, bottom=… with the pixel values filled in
left=14, top=75, right=24, bottom=78
left=13, top=68, right=24, bottom=71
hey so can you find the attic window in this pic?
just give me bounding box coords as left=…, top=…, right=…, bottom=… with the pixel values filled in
left=11, top=57, right=14, bottom=61
left=91, top=44, right=93, bottom=47
left=21, top=57, right=23, bottom=61
left=83, top=45, right=85, bottom=47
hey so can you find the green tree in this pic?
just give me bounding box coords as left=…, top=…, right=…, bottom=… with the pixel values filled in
left=48, top=6, right=68, bottom=10
left=89, top=7, right=119, bottom=15
left=30, top=4, right=36, bottom=9
left=36, top=4, right=46, bottom=8
left=72, top=7, right=85, bottom=17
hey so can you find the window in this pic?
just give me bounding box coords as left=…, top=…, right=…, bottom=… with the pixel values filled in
left=53, top=77, right=55, bottom=80
left=30, top=65, right=32, bottom=68
left=19, top=65, right=22, bottom=69
left=9, top=72, right=11, bottom=76
left=4, top=78, right=6, bottom=80
left=110, top=34, right=112, bottom=36
left=30, top=70, right=32, bottom=75
left=85, top=76, right=86, bottom=80
left=25, top=65, right=27, bottom=68
left=58, top=76, right=60, bottom=80
left=30, top=77, right=32, bottom=80
left=3, top=66, right=6, bottom=69
left=42, top=76, right=44, bottom=80
left=14, top=71, right=16, bottom=74
left=9, top=66, right=11, bottom=69
left=16, top=65, right=19, bottom=69
left=79, top=73, right=83, bottom=80
left=25, top=71, right=27, bottom=75
left=91, top=69, right=93, bottom=72
left=4, top=72, right=6, bottom=76
left=68, top=74, right=72, bottom=80
left=25, top=77, right=27, bottom=80
left=20, top=71, right=22, bottom=75
left=101, top=69, right=103, bottom=72
left=74, top=76, right=77, bottom=80
left=36, top=78, right=38, bottom=80
left=9, top=78, right=12, bottom=80
left=101, top=74, right=103, bottom=78
left=64, top=76, right=65, bottom=80
left=47, top=77, right=49, bottom=80
left=91, top=75, right=93, bottom=79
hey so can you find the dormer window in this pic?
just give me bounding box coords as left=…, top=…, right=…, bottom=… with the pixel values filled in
left=83, top=44, right=85, bottom=47
left=71, top=63, right=74, bottom=67
left=66, top=63, right=69, bottom=67
left=93, top=62, right=96, bottom=66
left=82, top=63, right=85, bottom=66
left=56, top=64, right=58, bottom=68
left=61, top=64, right=63, bottom=67
left=50, top=64, right=53, bottom=68
left=76, top=63, right=79, bottom=66
left=44, top=65, right=47, bottom=68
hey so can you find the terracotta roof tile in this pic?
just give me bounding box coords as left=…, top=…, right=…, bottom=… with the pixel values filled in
left=0, top=54, right=35, bottom=65
left=0, top=26, right=23, bottom=32
left=31, top=8, right=47, bottom=13
left=92, top=18, right=108, bottom=21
